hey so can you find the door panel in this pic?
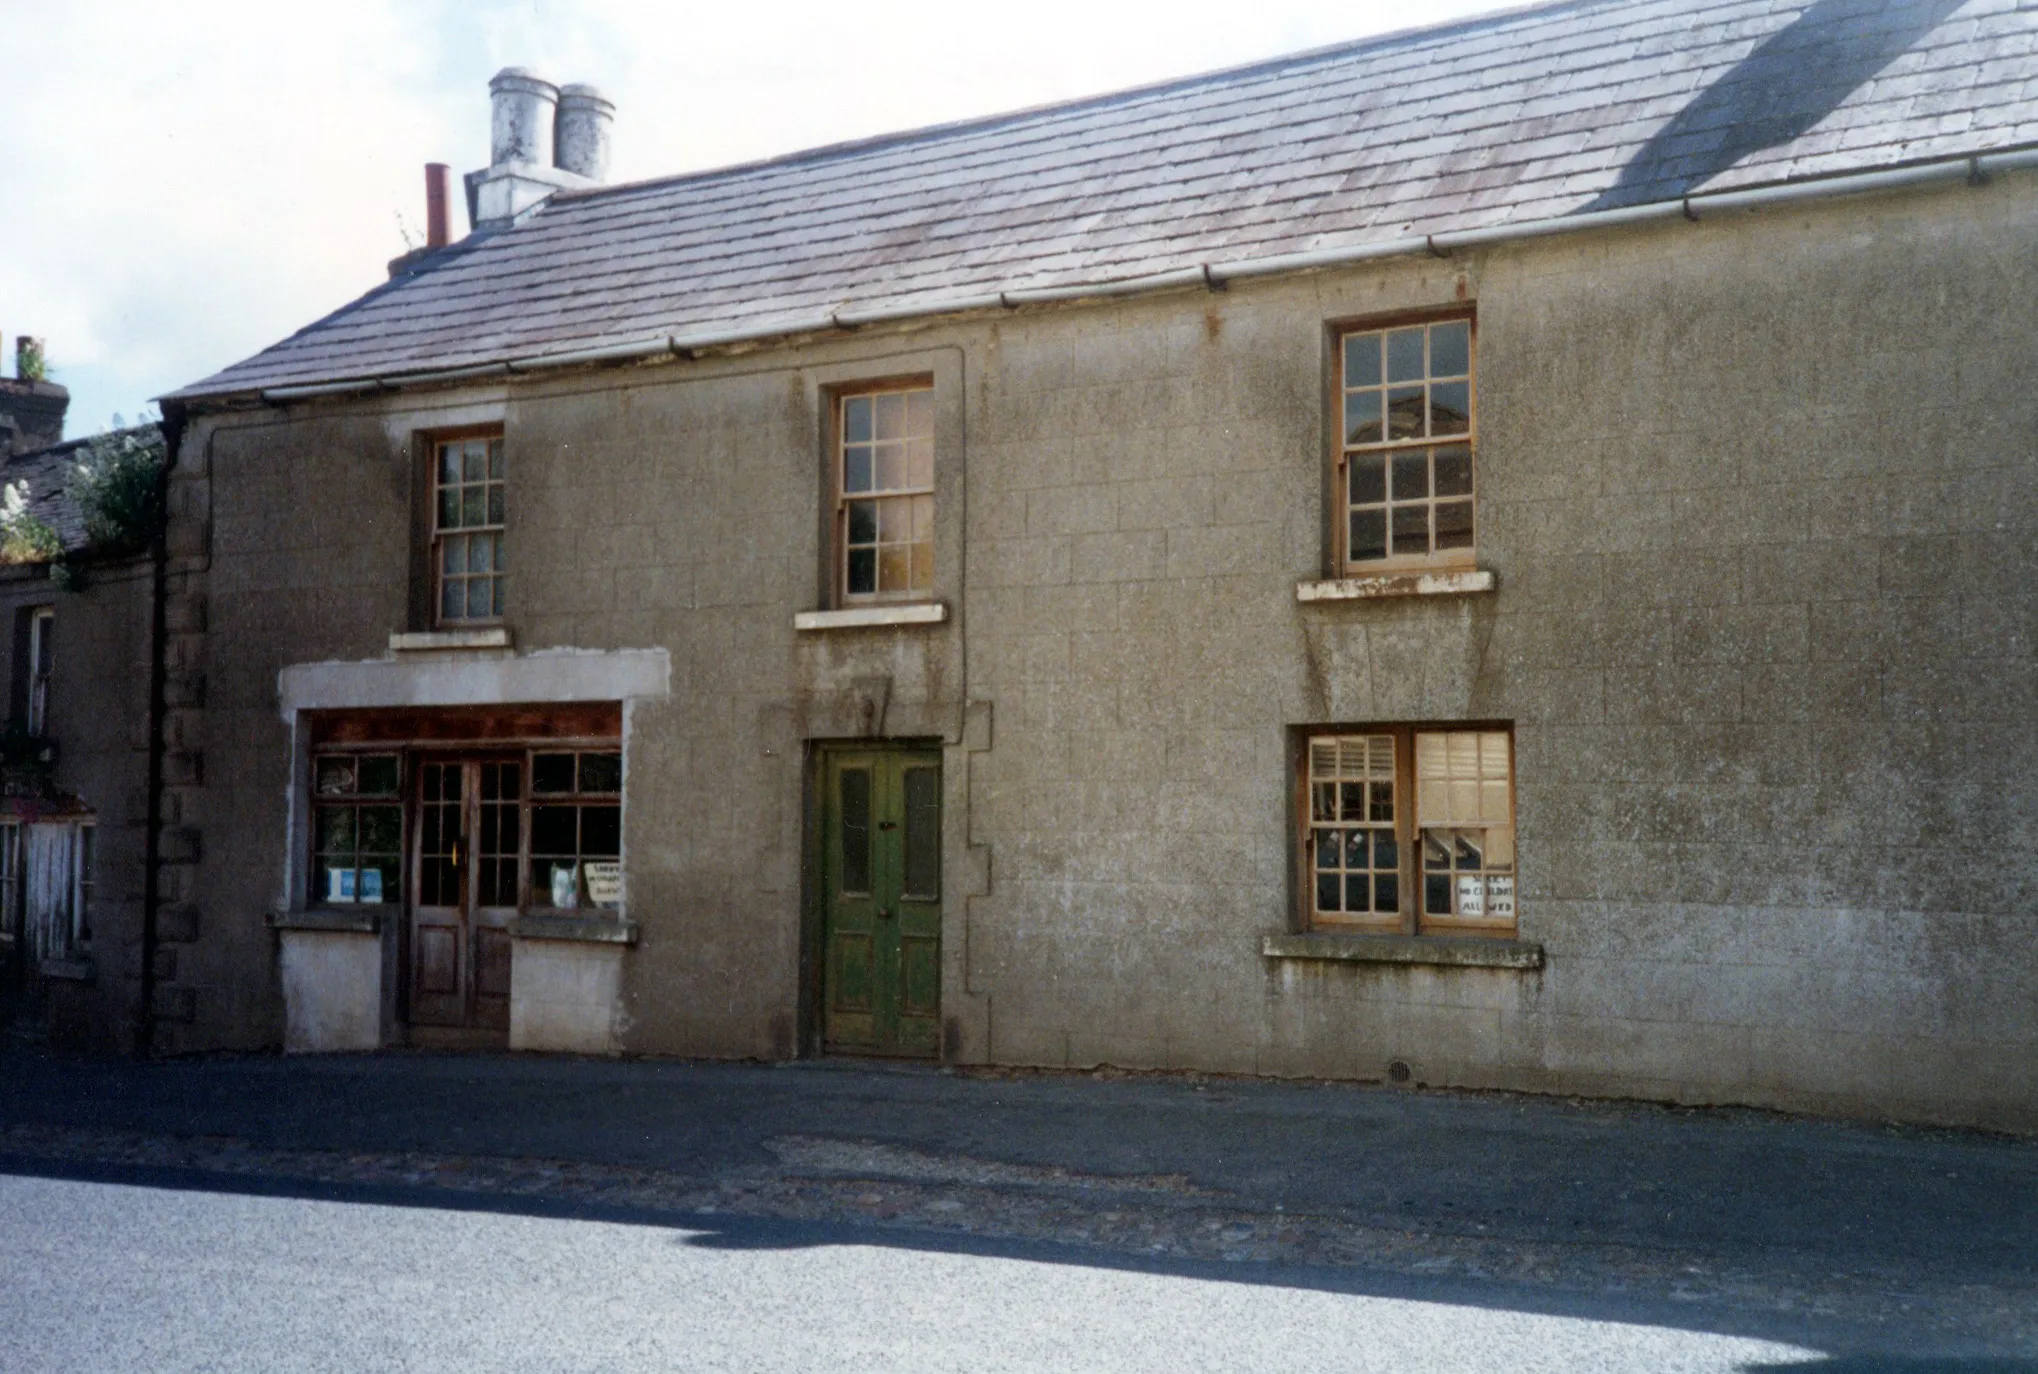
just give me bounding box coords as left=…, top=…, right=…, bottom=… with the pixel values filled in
left=822, top=748, right=941, bottom=1057
left=410, top=761, right=468, bottom=1027
left=408, top=758, right=518, bottom=1033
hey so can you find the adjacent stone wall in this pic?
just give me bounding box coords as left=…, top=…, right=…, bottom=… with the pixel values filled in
left=0, top=557, right=155, bottom=1052
left=170, top=172, right=2038, bottom=1127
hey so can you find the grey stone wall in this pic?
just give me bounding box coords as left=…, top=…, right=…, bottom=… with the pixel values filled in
left=0, top=558, right=155, bottom=1051
left=172, top=172, right=2038, bottom=1127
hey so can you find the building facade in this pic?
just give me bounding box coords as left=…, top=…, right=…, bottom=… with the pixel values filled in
left=135, top=0, right=2038, bottom=1128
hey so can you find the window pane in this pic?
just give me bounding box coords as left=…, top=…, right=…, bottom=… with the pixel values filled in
left=1314, top=828, right=1338, bottom=869
left=1430, top=321, right=1470, bottom=377
left=875, top=444, right=905, bottom=491
left=580, top=804, right=621, bottom=858
left=1343, top=333, right=1381, bottom=388
left=532, top=753, right=576, bottom=794
left=1316, top=872, right=1341, bottom=912
left=847, top=548, right=876, bottom=594
left=439, top=446, right=461, bottom=485
left=910, top=541, right=933, bottom=590
left=878, top=546, right=910, bottom=592
left=357, top=756, right=399, bottom=796
left=1434, top=445, right=1472, bottom=497
left=1349, top=455, right=1385, bottom=506
left=840, top=768, right=871, bottom=894
left=1426, top=873, right=1453, bottom=915
left=904, top=389, right=933, bottom=438
left=844, top=395, right=872, bottom=444
left=907, top=437, right=934, bottom=488
left=1387, top=386, right=1425, bottom=439
left=1436, top=501, right=1475, bottom=549
left=844, top=445, right=873, bottom=494
left=1343, top=874, right=1368, bottom=913
left=362, top=856, right=400, bottom=905
left=1391, top=503, right=1428, bottom=555
left=1373, top=871, right=1400, bottom=914
left=488, top=439, right=505, bottom=480
left=1343, top=829, right=1367, bottom=868
left=1345, top=389, right=1382, bottom=445
left=487, top=486, right=505, bottom=525
left=315, top=805, right=356, bottom=853
left=1391, top=452, right=1429, bottom=500
left=462, top=487, right=485, bottom=526
left=1386, top=328, right=1425, bottom=382
left=902, top=766, right=940, bottom=899
left=874, top=391, right=905, bottom=441
left=579, top=753, right=622, bottom=794
left=439, top=488, right=460, bottom=530
left=848, top=500, right=877, bottom=545
left=531, top=805, right=577, bottom=855
left=442, top=537, right=466, bottom=575
left=1430, top=380, right=1471, bottom=435
left=315, top=757, right=356, bottom=796
left=1311, top=785, right=1336, bottom=822
left=1349, top=509, right=1386, bottom=562
left=359, top=805, right=402, bottom=855
left=1373, top=831, right=1398, bottom=869
left=877, top=496, right=910, bottom=542
left=470, top=536, right=493, bottom=573
left=1369, top=781, right=1394, bottom=823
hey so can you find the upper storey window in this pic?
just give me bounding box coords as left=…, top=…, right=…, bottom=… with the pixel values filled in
left=837, top=386, right=934, bottom=602
left=1338, top=317, right=1475, bottom=571
left=435, top=434, right=505, bottom=624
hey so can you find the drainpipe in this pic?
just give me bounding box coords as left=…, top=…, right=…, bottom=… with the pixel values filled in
left=136, top=404, right=181, bottom=1056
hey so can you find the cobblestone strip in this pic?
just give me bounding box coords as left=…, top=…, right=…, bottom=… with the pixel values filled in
left=2, top=1122, right=2029, bottom=1343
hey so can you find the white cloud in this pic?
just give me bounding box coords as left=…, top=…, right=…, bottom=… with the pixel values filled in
left=0, top=0, right=1502, bottom=434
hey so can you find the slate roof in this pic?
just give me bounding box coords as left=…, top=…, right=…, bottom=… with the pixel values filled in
left=3, top=439, right=97, bottom=557
left=173, top=0, right=2038, bottom=401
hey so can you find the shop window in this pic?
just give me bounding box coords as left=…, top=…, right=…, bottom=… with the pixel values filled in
left=1302, top=725, right=1515, bottom=936
left=529, top=750, right=622, bottom=911
left=312, top=754, right=402, bottom=905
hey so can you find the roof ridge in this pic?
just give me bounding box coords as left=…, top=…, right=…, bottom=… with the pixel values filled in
left=545, top=0, right=1615, bottom=209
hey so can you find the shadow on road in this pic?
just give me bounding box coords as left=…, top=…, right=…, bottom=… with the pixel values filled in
left=2, top=1148, right=2029, bottom=1369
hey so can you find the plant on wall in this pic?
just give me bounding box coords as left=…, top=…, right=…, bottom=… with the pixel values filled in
left=0, top=481, right=61, bottom=564
left=15, top=339, right=45, bottom=383
left=68, top=424, right=166, bottom=554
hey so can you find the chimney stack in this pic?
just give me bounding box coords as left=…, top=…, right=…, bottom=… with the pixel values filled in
left=0, top=334, right=68, bottom=456
left=465, top=67, right=612, bottom=231
left=555, top=85, right=614, bottom=182
left=425, top=163, right=451, bottom=248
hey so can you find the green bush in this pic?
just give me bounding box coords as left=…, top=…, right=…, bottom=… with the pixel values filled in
left=0, top=481, right=61, bottom=564
left=69, top=425, right=165, bottom=553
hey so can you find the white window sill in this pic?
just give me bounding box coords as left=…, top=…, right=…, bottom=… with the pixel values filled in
left=269, top=908, right=382, bottom=934
left=1262, top=931, right=1542, bottom=969
left=1296, top=569, right=1495, bottom=602
left=390, top=628, right=513, bottom=652
left=794, top=602, right=948, bottom=632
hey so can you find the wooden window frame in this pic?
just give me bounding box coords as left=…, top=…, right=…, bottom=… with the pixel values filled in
left=526, top=748, right=624, bottom=914
left=309, top=752, right=406, bottom=909
left=1295, top=723, right=1517, bottom=939
left=429, top=428, right=507, bottom=629
left=26, top=606, right=53, bottom=736
left=0, top=821, right=18, bottom=946
left=1333, top=310, right=1477, bottom=576
left=308, top=743, right=622, bottom=917
left=830, top=379, right=936, bottom=607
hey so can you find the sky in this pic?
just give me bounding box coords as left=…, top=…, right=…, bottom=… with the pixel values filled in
left=1, top=0, right=1506, bottom=437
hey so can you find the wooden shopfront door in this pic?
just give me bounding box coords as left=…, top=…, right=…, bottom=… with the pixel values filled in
left=410, top=757, right=521, bottom=1032
left=821, top=748, right=942, bottom=1058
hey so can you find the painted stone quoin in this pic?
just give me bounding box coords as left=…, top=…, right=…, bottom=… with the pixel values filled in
left=24, top=0, right=2036, bottom=1131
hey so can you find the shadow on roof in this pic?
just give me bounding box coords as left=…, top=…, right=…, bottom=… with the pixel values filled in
left=1584, top=0, right=1968, bottom=211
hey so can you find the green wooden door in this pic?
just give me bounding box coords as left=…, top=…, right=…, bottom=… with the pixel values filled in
left=822, top=748, right=941, bottom=1057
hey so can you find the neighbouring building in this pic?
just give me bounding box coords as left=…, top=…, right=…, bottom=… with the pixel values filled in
left=102, top=0, right=2038, bottom=1128
left=0, top=348, right=159, bottom=1051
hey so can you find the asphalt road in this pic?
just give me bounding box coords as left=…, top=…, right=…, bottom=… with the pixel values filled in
left=1, top=1048, right=2033, bottom=1369
left=0, top=1171, right=1830, bottom=1373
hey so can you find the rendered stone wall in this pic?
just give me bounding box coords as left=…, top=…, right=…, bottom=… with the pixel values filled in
left=170, top=172, right=2038, bottom=1126
left=508, top=938, right=625, bottom=1054
left=0, top=559, right=155, bottom=1052
left=278, top=930, right=380, bottom=1052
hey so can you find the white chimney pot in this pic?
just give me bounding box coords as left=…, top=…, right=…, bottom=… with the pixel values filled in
left=555, top=84, right=615, bottom=182
left=489, top=67, right=559, bottom=168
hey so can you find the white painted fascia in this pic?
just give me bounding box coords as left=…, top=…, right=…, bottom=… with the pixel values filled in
left=277, top=646, right=671, bottom=719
